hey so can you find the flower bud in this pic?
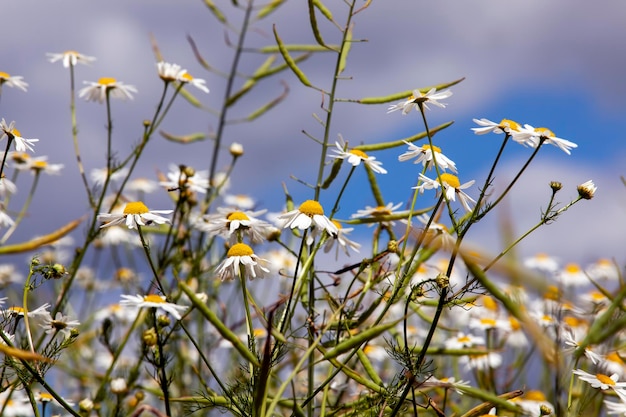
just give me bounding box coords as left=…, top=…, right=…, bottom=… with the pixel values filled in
left=577, top=180, right=596, bottom=200
left=229, top=142, right=244, bottom=157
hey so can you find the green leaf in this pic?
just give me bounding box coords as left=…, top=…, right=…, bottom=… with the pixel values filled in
left=257, top=0, right=287, bottom=19
left=323, top=319, right=400, bottom=360
left=159, top=130, right=206, bottom=144
left=338, top=25, right=352, bottom=74
left=203, top=0, right=227, bottom=23
left=273, top=25, right=314, bottom=88
left=354, top=121, right=454, bottom=152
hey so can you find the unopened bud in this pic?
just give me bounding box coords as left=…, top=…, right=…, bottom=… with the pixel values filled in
left=229, top=142, right=244, bottom=157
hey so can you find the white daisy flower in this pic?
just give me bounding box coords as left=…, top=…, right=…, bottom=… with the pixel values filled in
left=414, top=173, right=476, bottom=212
left=556, top=263, right=588, bottom=287
left=196, top=208, right=272, bottom=243
left=216, top=243, right=271, bottom=281
left=47, top=50, right=96, bottom=68
left=97, top=201, right=172, bottom=230
left=323, top=220, right=361, bottom=259
left=90, top=166, right=129, bottom=187
left=577, top=180, right=597, bottom=200
left=1, top=119, right=39, bottom=152
left=160, top=164, right=210, bottom=194
left=157, top=61, right=187, bottom=81
left=41, top=312, right=80, bottom=339
left=444, top=332, right=485, bottom=350
left=0, top=208, right=14, bottom=229
left=387, top=88, right=452, bottom=114
left=4, top=303, right=52, bottom=324
left=126, top=177, right=159, bottom=195
left=524, top=253, right=559, bottom=274
left=573, top=369, right=626, bottom=391
left=0, top=71, right=28, bottom=91
left=0, top=176, right=16, bottom=197
left=179, top=71, right=209, bottom=93
left=330, top=135, right=387, bottom=174
left=520, top=124, right=578, bottom=154
left=586, top=258, right=619, bottom=281
left=277, top=200, right=338, bottom=237
left=350, top=202, right=404, bottom=227
left=460, top=352, right=502, bottom=371
left=120, top=294, right=187, bottom=320
left=79, top=77, right=137, bottom=103
left=224, top=194, right=256, bottom=210
left=398, top=142, right=457, bottom=173
left=28, top=157, right=64, bottom=175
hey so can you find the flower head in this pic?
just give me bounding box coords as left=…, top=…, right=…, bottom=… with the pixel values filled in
left=47, top=50, right=96, bottom=68
left=520, top=124, right=578, bottom=154
left=97, top=201, right=172, bottom=229
left=0, top=71, right=28, bottom=91
left=324, top=220, right=361, bottom=259
left=398, top=142, right=457, bottom=173
left=387, top=88, right=452, bottom=114
left=351, top=202, right=404, bottom=227
left=414, top=173, right=476, bottom=212
left=330, top=135, right=387, bottom=174
left=41, top=312, right=80, bottom=339
left=120, top=294, right=187, bottom=320
left=573, top=369, right=626, bottom=391
left=196, top=208, right=272, bottom=243
left=216, top=243, right=271, bottom=281
left=277, top=200, right=338, bottom=237
left=1, top=119, right=39, bottom=152
left=577, top=180, right=596, bottom=200
left=160, top=164, right=210, bottom=194
left=79, top=77, right=137, bottom=103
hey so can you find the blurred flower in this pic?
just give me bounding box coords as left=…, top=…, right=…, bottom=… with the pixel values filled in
left=47, top=50, right=96, bottom=67
left=444, top=332, right=485, bottom=350
left=4, top=303, right=52, bottom=324
left=1, top=119, right=39, bottom=152
left=230, top=142, right=244, bottom=157
left=556, top=263, right=588, bottom=287
left=126, top=177, right=159, bottom=195
left=524, top=253, right=559, bottom=274
left=97, top=201, right=172, bottom=230
left=512, top=390, right=554, bottom=417
left=460, top=352, right=502, bottom=371
left=324, top=220, right=361, bottom=258
left=0, top=208, right=14, bottom=228
left=351, top=202, right=403, bottom=227
left=0, top=390, right=31, bottom=416
left=586, top=258, right=619, bottom=281
left=120, top=294, right=187, bottom=320
left=157, top=61, right=187, bottom=81
left=563, top=329, right=601, bottom=364
left=387, top=88, right=452, bottom=114
left=0, top=71, right=28, bottom=91
left=90, top=167, right=129, bottom=187
left=415, top=173, right=476, bottom=212
left=96, top=226, right=142, bottom=247
left=41, top=312, right=80, bottom=339
left=577, top=180, right=597, bottom=200
left=110, top=378, right=128, bottom=394
left=224, top=194, right=256, bottom=210
left=277, top=200, right=338, bottom=237
left=330, top=135, right=387, bottom=174
left=398, top=142, right=457, bottom=173
left=0, top=264, right=22, bottom=286
left=0, top=176, right=16, bottom=197
left=180, top=71, right=209, bottom=93
left=28, top=156, right=64, bottom=175
left=573, top=369, right=626, bottom=391
left=160, top=164, right=210, bottom=194
left=216, top=243, right=271, bottom=281
left=79, top=77, right=137, bottom=103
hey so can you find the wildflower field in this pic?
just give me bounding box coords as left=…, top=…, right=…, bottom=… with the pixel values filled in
left=1, top=1, right=625, bottom=417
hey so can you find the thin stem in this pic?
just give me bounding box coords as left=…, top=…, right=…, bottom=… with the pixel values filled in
left=137, top=225, right=166, bottom=295
left=152, top=309, right=172, bottom=417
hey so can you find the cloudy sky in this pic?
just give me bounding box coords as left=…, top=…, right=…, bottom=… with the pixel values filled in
left=2, top=1, right=625, bottom=268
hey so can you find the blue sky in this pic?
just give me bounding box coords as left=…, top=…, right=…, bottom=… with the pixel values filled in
left=1, top=1, right=625, bottom=268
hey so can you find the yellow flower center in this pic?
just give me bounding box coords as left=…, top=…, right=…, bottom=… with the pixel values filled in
left=439, top=173, right=460, bottom=189
left=589, top=291, right=605, bottom=301
left=227, top=243, right=254, bottom=257
left=98, top=77, right=117, bottom=86
left=38, top=392, right=54, bottom=402
left=509, top=316, right=521, bottom=331
left=371, top=206, right=391, bottom=216
left=298, top=200, right=324, bottom=216
left=10, top=128, right=22, bottom=137
left=0, top=71, right=10, bottom=79
left=565, top=263, right=581, bottom=273
left=422, top=144, right=442, bottom=153
left=227, top=211, right=250, bottom=222
left=143, top=294, right=165, bottom=304
left=349, top=149, right=368, bottom=159
left=534, top=127, right=554, bottom=138
left=596, top=373, right=615, bottom=386
left=500, top=119, right=521, bottom=131
left=596, top=258, right=611, bottom=267
left=480, top=318, right=497, bottom=327
left=11, top=152, right=30, bottom=163
left=607, top=352, right=624, bottom=364
left=481, top=296, right=499, bottom=312
left=181, top=73, right=194, bottom=81
left=544, top=285, right=559, bottom=301
left=31, top=160, right=48, bottom=170
left=524, top=390, right=547, bottom=401
left=457, top=335, right=471, bottom=343
left=331, top=220, right=343, bottom=230
left=563, top=316, right=580, bottom=327
left=123, top=201, right=149, bottom=215
left=9, top=306, right=24, bottom=314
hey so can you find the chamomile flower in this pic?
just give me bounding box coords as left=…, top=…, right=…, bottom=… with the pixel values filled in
left=196, top=208, right=272, bottom=243
left=573, top=369, right=626, bottom=391
left=97, top=201, right=172, bottom=230
left=398, top=142, right=457, bottom=173
left=351, top=202, right=404, bottom=227
left=120, top=294, right=187, bottom=320
left=557, top=263, right=588, bottom=287
left=587, top=259, right=620, bottom=281
left=519, top=124, right=578, bottom=154
left=224, top=194, right=256, bottom=210
left=41, top=312, right=80, bottom=339
left=604, top=398, right=626, bottom=416
left=563, top=329, right=601, bottom=364
left=512, top=391, right=554, bottom=417
left=180, top=71, right=210, bottom=93
left=461, top=352, right=503, bottom=371
left=0, top=175, right=16, bottom=197
left=160, top=164, right=210, bottom=194
left=90, top=166, right=129, bottom=187
left=79, top=77, right=137, bottom=103
left=1, top=119, right=39, bottom=152
left=524, top=253, right=559, bottom=274
left=4, top=303, right=52, bottom=325
left=28, top=156, right=64, bottom=175
left=47, top=50, right=96, bottom=67
left=577, top=180, right=597, bottom=200
left=156, top=61, right=187, bottom=81
left=0, top=208, right=14, bottom=229
left=216, top=243, right=271, bottom=281
left=0, top=71, right=28, bottom=91
left=330, top=135, right=387, bottom=174
left=323, top=220, right=361, bottom=258
left=414, top=173, right=476, bottom=212
left=277, top=200, right=338, bottom=237
left=387, top=88, right=452, bottom=114
left=444, top=332, right=485, bottom=350
left=126, top=177, right=158, bottom=195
